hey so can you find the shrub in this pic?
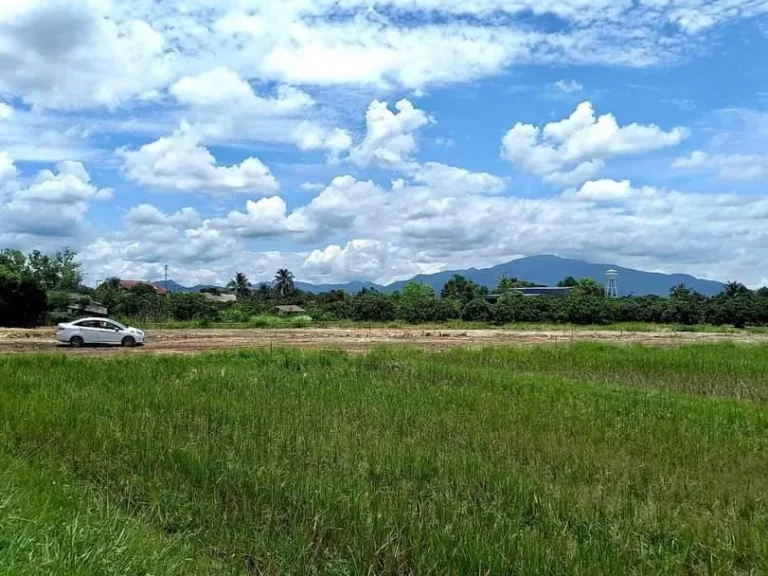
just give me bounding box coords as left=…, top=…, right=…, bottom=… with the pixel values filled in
left=0, top=277, right=47, bottom=327
left=169, top=293, right=219, bottom=322
left=461, top=298, right=492, bottom=322
left=351, top=292, right=396, bottom=322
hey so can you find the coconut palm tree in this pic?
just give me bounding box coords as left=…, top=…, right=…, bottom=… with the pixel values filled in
left=227, top=272, right=251, bottom=299
left=723, top=281, right=749, bottom=298
left=255, top=282, right=272, bottom=299
left=274, top=268, right=295, bottom=298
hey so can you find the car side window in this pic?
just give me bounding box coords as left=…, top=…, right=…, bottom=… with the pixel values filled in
left=102, top=322, right=120, bottom=331
left=76, top=321, right=99, bottom=328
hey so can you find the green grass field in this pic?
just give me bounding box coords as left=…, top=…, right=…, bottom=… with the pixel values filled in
left=2, top=344, right=768, bottom=574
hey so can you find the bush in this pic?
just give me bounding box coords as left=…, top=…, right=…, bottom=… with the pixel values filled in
left=247, top=314, right=313, bottom=328
left=248, top=315, right=280, bottom=328
left=430, top=299, right=461, bottom=322
left=169, top=293, right=219, bottom=322
left=461, top=298, right=492, bottom=322
left=351, top=292, right=396, bottom=322
left=0, top=277, right=47, bottom=327
left=568, top=296, right=615, bottom=325
left=290, top=315, right=312, bottom=328
left=219, top=306, right=250, bottom=323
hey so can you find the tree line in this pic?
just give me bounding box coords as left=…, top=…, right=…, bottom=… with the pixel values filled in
left=2, top=248, right=768, bottom=328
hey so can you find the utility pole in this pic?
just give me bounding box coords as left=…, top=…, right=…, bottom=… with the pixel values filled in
left=164, top=265, right=169, bottom=292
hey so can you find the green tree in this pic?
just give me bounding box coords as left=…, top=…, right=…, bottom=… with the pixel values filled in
left=666, top=284, right=704, bottom=325
left=351, top=291, right=396, bottom=322
left=568, top=279, right=612, bottom=324
left=461, top=298, right=492, bottom=322
left=169, top=293, right=219, bottom=321
left=496, top=276, right=537, bottom=292
left=0, top=249, right=28, bottom=280
left=397, top=283, right=437, bottom=323
left=572, top=278, right=605, bottom=299
left=254, top=282, right=273, bottom=299
left=441, top=275, right=485, bottom=306
left=26, top=248, right=82, bottom=291
left=55, top=248, right=83, bottom=290
left=557, top=276, right=579, bottom=288
left=227, top=272, right=252, bottom=299
left=121, top=284, right=168, bottom=322
left=723, top=281, right=750, bottom=298
left=496, top=276, right=517, bottom=294
left=274, top=269, right=296, bottom=298
left=93, top=278, right=123, bottom=313
left=27, top=250, right=58, bottom=290
left=0, top=276, right=47, bottom=327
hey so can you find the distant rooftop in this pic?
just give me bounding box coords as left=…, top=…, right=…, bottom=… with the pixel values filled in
left=486, top=286, right=573, bottom=301
left=202, top=293, right=237, bottom=303
left=275, top=305, right=306, bottom=314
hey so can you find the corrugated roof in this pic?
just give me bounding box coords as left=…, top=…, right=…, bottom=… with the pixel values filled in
left=275, top=305, right=306, bottom=313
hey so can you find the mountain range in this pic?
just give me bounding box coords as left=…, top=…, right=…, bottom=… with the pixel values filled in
left=154, top=255, right=725, bottom=297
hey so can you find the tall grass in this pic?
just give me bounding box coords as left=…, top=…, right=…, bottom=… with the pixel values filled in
left=0, top=453, right=225, bottom=575
left=2, top=344, right=768, bottom=574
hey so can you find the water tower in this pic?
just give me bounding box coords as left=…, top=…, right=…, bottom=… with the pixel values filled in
left=605, top=269, right=619, bottom=298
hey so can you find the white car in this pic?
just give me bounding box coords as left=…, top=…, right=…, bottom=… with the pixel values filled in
left=57, top=318, right=145, bottom=347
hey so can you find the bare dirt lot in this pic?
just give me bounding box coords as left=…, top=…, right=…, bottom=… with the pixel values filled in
left=1, top=327, right=767, bottom=356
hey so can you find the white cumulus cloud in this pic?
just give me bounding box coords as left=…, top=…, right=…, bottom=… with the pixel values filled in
left=673, top=150, right=768, bottom=181
left=501, top=101, right=688, bottom=185
left=0, top=152, right=17, bottom=183
left=211, top=196, right=301, bottom=238
left=170, top=67, right=314, bottom=114
left=293, top=121, right=353, bottom=160
left=409, top=162, right=506, bottom=195
left=119, top=122, right=279, bottom=194
left=0, top=160, right=112, bottom=239
left=566, top=179, right=635, bottom=202
left=0, top=0, right=172, bottom=109
left=350, top=99, right=432, bottom=168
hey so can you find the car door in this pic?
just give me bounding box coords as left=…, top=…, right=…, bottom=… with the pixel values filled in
left=98, top=321, right=123, bottom=345
left=75, top=320, right=101, bottom=344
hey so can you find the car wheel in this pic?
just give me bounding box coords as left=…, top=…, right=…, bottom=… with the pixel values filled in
left=70, top=336, right=84, bottom=348
left=121, top=336, right=136, bottom=347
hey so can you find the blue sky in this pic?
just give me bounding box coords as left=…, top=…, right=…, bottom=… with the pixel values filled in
left=2, top=0, right=768, bottom=287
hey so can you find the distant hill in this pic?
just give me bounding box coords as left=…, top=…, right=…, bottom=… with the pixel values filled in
left=294, top=280, right=380, bottom=293
left=384, top=255, right=724, bottom=297
left=155, top=255, right=725, bottom=298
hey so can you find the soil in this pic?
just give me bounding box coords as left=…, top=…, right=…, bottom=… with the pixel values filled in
left=1, top=327, right=766, bottom=356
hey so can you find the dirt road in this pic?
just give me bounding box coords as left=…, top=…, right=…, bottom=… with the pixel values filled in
left=1, top=327, right=766, bottom=356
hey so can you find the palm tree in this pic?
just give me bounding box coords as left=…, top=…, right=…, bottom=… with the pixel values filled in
left=723, top=281, right=749, bottom=298
left=670, top=283, right=690, bottom=299
left=255, top=282, right=272, bottom=299
left=274, top=268, right=295, bottom=298
left=227, top=272, right=251, bottom=299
